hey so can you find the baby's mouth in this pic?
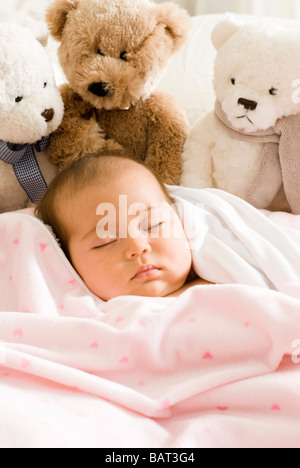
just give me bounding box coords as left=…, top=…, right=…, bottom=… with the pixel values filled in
left=131, top=265, right=161, bottom=280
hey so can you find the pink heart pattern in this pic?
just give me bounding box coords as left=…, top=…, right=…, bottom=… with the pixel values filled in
left=217, top=406, right=228, bottom=412
left=272, top=405, right=281, bottom=411
left=21, top=358, right=31, bottom=369
left=203, top=352, right=213, bottom=360
left=13, top=329, right=23, bottom=338
left=119, top=356, right=129, bottom=364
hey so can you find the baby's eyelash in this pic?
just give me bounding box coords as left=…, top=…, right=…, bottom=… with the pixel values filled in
left=93, top=239, right=118, bottom=249
left=147, top=222, right=165, bottom=231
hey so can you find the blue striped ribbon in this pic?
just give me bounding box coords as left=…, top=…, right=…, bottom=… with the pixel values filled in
left=0, top=136, right=50, bottom=203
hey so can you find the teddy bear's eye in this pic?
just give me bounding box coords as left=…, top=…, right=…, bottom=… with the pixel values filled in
left=269, top=87, right=278, bottom=96
left=231, top=78, right=236, bottom=85
left=15, top=96, right=23, bottom=103
left=43, top=82, right=47, bottom=88
left=120, top=51, right=128, bottom=62
left=97, top=49, right=105, bottom=56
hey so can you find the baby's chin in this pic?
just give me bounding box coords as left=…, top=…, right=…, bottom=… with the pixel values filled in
left=98, top=279, right=185, bottom=301
left=122, top=278, right=186, bottom=299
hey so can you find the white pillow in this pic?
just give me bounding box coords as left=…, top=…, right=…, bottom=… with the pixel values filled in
left=158, top=15, right=218, bottom=127
left=0, top=0, right=51, bottom=22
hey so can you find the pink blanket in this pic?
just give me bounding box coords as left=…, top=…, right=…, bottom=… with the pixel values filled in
left=1, top=188, right=300, bottom=448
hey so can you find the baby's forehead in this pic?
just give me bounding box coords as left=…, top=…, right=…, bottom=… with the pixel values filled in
left=63, top=162, right=168, bottom=216
left=99, top=163, right=169, bottom=200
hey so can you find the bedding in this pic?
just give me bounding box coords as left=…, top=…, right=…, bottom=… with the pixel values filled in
left=0, top=187, right=300, bottom=448
left=1, top=3, right=300, bottom=449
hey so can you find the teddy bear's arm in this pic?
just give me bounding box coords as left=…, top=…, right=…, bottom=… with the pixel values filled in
left=277, top=115, right=300, bottom=214
left=144, top=91, right=189, bottom=185
left=245, top=143, right=283, bottom=209
left=47, top=84, right=120, bottom=169
left=181, top=111, right=217, bottom=188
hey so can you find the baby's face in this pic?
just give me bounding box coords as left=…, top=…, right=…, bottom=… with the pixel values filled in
left=61, top=167, right=192, bottom=301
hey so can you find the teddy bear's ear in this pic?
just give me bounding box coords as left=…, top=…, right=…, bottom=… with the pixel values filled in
left=155, top=2, right=190, bottom=52
left=211, top=15, right=243, bottom=50
left=23, top=17, right=49, bottom=47
left=46, top=0, right=79, bottom=41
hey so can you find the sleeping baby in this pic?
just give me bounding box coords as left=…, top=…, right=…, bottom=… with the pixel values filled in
left=35, top=154, right=211, bottom=301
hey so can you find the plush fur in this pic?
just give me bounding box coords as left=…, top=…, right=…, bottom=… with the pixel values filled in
left=181, top=16, right=300, bottom=211
left=46, top=0, right=190, bottom=185
left=0, top=22, right=64, bottom=213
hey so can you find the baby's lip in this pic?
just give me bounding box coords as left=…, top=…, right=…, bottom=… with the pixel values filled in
left=131, top=265, right=160, bottom=280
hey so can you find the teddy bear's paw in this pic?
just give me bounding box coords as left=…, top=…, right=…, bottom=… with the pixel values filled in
left=148, top=159, right=181, bottom=186
left=161, top=171, right=181, bottom=186
left=81, top=120, right=107, bottom=152
left=100, top=139, right=127, bottom=155
left=59, top=84, right=95, bottom=119
left=60, top=84, right=83, bottom=109
left=47, top=117, right=104, bottom=166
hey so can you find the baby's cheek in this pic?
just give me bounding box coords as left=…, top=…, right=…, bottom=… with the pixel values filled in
left=71, top=253, right=115, bottom=300
left=170, top=218, right=192, bottom=268
left=88, top=274, right=123, bottom=301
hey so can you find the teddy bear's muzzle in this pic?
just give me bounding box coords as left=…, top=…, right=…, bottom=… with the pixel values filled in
left=88, top=82, right=111, bottom=97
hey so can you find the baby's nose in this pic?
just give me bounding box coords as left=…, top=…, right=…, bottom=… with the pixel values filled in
left=125, top=236, right=152, bottom=259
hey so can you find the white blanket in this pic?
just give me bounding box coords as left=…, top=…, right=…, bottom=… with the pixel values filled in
left=1, top=187, right=300, bottom=448
left=170, top=186, right=300, bottom=290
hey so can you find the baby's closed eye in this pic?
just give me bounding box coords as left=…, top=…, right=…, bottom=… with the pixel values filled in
left=92, top=238, right=118, bottom=249
left=147, top=221, right=165, bottom=231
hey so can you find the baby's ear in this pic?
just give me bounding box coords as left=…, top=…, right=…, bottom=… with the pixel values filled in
left=46, top=0, right=79, bottom=41
left=155, top=2, right=190, bottom=52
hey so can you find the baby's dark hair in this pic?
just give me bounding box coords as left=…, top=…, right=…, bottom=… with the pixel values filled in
left=35, top=153, right=173, bottom=254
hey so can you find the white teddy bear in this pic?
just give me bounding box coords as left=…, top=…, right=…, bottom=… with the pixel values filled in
left=181, top=16, right=300, bottom=212
left=0, top=21, right=64, bottom=213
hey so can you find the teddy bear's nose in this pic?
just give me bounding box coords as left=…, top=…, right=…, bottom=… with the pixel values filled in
left=238, top=98, right=257, bottom=112
left=88, top=82, right=110, bottom=97
left=41, top=108, right=54, bottom=122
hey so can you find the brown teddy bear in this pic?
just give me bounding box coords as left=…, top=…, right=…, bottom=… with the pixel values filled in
left=46, top=0, right=190, bottom=185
